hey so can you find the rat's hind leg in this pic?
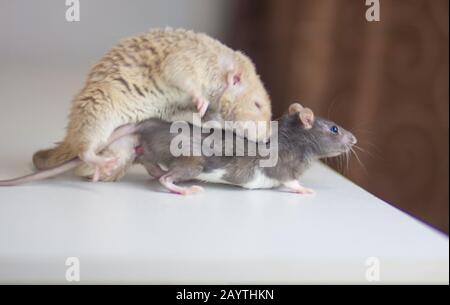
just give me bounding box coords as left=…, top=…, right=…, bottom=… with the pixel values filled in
left=75, top=134, right=138, bottom=182
left=160, top=173, right=204, bottom=195
left=142, top=161, right=167, bottom=179
left=85, top=126, right=139, bottom=182
left=67, top=95, right=123, bottom=180
left=158, top=158, right=205, bottom=195
left=85, top=154, right=118, bottom=182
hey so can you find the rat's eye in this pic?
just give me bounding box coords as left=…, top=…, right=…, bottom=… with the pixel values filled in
left=254, top=101, right=262, bottom=110
left=330, top=126, right=339, bottom=134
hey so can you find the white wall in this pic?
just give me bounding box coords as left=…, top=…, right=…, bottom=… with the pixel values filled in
left=0, top=0, right=232, bottom=66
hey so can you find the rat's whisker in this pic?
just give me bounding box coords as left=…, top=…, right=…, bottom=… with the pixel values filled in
left=350, top=146, right=367, bottom=174
left=345, top=150, right=350, bottom=171
left=353, top=144, right=367, bottom=152
left=356, top=143, right=383, bottom=159
left=336, top=155, right=342, bottom=173
left=353, top=144, right=376, bottom=159
left=360, top=141, right=382, bottom=153
left=342, top=147, right=348, bottom=174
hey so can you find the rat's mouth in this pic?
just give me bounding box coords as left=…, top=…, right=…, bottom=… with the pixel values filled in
left=324, top=144, right=354, bottom=158
left=325, top=151, right=346, bottom=158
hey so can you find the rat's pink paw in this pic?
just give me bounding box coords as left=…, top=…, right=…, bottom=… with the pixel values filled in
left=178, top=185, right=204, bottom=196
left=283, top=181, right=315, bottom=195
left=194, top=97, right=209, bottom=117
left=159, top=176, right=204, bottom=196
left=294, top=187, right=315, bottom=195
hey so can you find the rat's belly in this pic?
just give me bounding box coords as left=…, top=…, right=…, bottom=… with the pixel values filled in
left=197, top=168, right=281, bottom=190
left=241, top=169, right=281, bottom=190
left=196, top=169, right=231, bottom=185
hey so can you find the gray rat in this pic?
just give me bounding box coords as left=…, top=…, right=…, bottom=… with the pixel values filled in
left=0, top=103, right=356, bottom=195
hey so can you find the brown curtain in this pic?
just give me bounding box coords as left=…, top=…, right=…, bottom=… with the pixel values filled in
left=228, top=0, right=449, bottom=233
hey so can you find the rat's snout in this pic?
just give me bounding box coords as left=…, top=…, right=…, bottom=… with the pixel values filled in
left=349, top=134, right=357, bottom=145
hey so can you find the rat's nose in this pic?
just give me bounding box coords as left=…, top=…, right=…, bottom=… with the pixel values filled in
left=350, top=135, right=358, bottom=145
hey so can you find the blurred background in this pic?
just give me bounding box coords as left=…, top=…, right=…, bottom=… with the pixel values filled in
left=227, top=0, right=449, bottom=234
left=0, top=0, right=448, bottom=233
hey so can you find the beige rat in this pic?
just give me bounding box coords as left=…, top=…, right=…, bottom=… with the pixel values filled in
left=32, top=28, right=272, bottom=181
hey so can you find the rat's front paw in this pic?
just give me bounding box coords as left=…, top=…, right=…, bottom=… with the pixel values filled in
left=183, top=185, right=204, bottom=195
left=293, top=187, right=315, bottom=195
left=194, top=96, right=210, bottom=117
left=178, top=185, right=204, bottom=196
left=283, top=181, right=315, bottom=195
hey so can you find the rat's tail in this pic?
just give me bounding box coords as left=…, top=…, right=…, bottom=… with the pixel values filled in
left=0, top=159, right=82, bottom=186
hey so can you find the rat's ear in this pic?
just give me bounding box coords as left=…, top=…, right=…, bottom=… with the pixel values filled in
left=299, top=108, right=315, bottom=129
left=289, top=103, right=304, bottom=114
left=227, top=70, right=242, bottom=88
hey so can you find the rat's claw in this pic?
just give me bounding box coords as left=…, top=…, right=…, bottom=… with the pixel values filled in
left=181, top=185, right=204, bottom=195
left=283, top=181, right=315, bottom=195
left=294, top=187, right=315, bottom=195
left=176, top=186, right=204, bottom=196
left=92, top=168, right=101, bottom=183
left=195, top=97, right=209, bottom=117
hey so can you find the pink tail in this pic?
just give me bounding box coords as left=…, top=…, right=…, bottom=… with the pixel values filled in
left=0, top=159, right=82, bottom=186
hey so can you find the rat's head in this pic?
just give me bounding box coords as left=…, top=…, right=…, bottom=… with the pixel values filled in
left=286, top=103, right=357, bottom=159
left=217, top=52, right=272, bottom=142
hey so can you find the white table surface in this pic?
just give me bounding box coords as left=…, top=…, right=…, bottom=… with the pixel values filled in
left=0, top=161, right=448, bottom=284
left=0, top=65, right=448, bottom=284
